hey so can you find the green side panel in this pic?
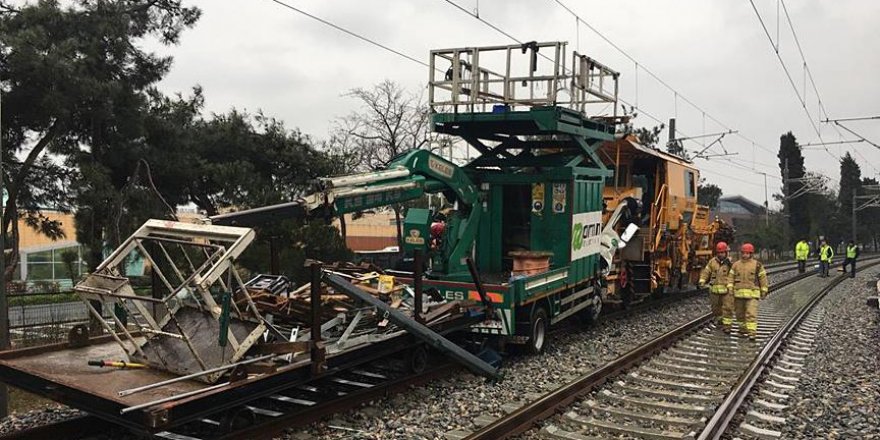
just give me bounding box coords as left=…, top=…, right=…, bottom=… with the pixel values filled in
left=476, top=184, right=504, bottom=273
left=402, top=208, right=430, bottom=254
left=569, top=178, right=604, bottom=284
left=511, top=267, right=571, bottom=304
left=547, top=181, right=572, bottom=267
left=529, top=181, right=571, bottom=268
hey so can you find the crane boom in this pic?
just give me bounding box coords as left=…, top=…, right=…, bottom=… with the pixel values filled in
left=210, top=149, right=481, bottom=277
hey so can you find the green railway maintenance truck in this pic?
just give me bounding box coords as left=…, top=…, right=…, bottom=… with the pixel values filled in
left=213, top=42, right=636, bottom=353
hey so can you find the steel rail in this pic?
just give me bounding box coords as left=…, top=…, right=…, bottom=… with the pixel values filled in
left=464, top=267, right=830, bottom=440
left=215, top=363, right=456, bottom=440
left=697, top=258, right=880, bottom=439
left=0, top=266, right=846, bottom=440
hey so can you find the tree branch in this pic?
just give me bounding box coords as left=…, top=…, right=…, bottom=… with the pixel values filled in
left=3, top=122, right=61, bottom=236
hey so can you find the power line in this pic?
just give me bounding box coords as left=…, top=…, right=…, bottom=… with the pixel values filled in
left=779, top=0, right=838, bottom=132
left=551, top=0, right=778, bottom=156
left=441, top=0, right=524, bottom=44
left=444, top=0, right=788, bottom=187
left=271, top=0, right=796, bottom=188
left=747, top=0, right=835, bottom=161
left=772, top=2, right=880, bottom=178
left=778, top=0, right=862, bottom=161
left=700, top=167, right=766, bottom=188
left=267, top=0, right=430, bottom=69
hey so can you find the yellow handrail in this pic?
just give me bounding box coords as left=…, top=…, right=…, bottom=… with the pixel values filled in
left=652, top=184, right=669, bottom=251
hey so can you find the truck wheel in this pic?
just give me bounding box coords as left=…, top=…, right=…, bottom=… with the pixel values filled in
left=527, top=306, right=549, bottom=354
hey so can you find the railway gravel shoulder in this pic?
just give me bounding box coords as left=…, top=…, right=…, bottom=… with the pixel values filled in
left=778, top=269, right=880, bottom=439
left=280, top=295, right=712, bottom=439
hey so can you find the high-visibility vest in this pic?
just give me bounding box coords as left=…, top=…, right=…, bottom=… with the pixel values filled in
left=820, top=245, right=834, bottom=262
left=795, top=241, right=809, bottom=260
left=847, top=245, right=857, bottom=259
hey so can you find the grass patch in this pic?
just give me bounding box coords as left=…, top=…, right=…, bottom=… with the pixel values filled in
left=9, top=387, right=60, bottom=414
left=9, top=293, right=79, bottom=307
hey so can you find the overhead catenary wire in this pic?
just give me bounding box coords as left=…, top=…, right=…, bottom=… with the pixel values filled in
left=777, top=0, right=875, bottom=171
left=267, top=0, right=431, bottom=69
left=779, top=0, right=841, bottom=136
left=551, top=0, right=778, bottom=156
left=443, top=0, right=790, bottom=186
left=747, top=0, right=836, bottom=161
left=268, top=0, right=798, bottom=191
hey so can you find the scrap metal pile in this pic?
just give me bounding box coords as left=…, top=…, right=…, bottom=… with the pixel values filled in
left=75, top=220, right=473, bottom=385
left=244, top=262, right=465, bottom=342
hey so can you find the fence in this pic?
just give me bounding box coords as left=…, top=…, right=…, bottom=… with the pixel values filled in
left=5, top=292, right=114, bottom=347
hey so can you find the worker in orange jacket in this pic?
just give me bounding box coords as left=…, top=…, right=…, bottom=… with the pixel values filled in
left=727, top=243, right=769, bottom=340
left=699, top=241, right=734, bottom=332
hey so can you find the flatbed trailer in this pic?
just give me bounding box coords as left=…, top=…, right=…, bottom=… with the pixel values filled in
left=0, top=303, right=479, bottom=433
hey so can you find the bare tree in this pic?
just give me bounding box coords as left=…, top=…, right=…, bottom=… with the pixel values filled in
left=327, top=80, right=435, bottom=248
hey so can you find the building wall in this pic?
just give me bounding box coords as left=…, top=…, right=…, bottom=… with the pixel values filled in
left=333, top=212, right=399, bottom=252
left=18, top=211, right=77, bottom=249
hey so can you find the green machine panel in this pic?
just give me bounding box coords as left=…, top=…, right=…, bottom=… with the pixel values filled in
left=402, top=208, right=430, bottom=254
left=568, top=176, right=604, bottom=284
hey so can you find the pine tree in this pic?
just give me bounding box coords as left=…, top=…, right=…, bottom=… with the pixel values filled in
left=861, top=177, right=880, bottom=250
left=777, top=132, right=808, bottom=244
left=837, top=152, right=861, bottom=240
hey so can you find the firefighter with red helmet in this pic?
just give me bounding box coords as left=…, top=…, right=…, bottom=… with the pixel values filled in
left=726, top=243, right=769, bottom=340
left=699, top=241, right=734, bottom=332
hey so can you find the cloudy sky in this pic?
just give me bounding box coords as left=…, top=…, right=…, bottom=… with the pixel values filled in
left=152, top=0, right=880, bottom=208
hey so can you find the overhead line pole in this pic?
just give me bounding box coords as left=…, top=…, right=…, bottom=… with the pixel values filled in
left=0, top=85, right=8, bottom=418
left=823, top=116, right=880, bottom=123
left=853, top=186, right=880, bottom=243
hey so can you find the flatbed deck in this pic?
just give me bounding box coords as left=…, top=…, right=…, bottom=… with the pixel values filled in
left=0, top=311, right=478, bottom=433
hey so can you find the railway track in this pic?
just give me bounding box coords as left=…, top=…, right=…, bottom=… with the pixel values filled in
left=2, top=352, right=455, bottom=440
left=0, top=265, right=843, bottom=440
left=462, top=262, right=877, bottom=440
left=1, top=282, right=715, bottom=440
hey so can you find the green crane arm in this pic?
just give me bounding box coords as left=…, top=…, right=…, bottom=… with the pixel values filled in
left=210, top=149, right=480, bottom=276
left=317, top=148, right=478, bottom=215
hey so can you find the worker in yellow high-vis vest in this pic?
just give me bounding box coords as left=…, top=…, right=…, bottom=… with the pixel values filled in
left=819, top=239, right=834, bottom=278
left=727, top=243, right=769, bottom=340
left=795, top=239, right=810, bottom=273
left=699, top=241, right=734, bottom=332
left=842, top=240, right=859, bottom=279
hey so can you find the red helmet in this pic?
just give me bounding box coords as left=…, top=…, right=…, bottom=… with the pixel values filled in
left=715, top=241, right=729, bottom=253
left=741, top=243, right=755, bottom=253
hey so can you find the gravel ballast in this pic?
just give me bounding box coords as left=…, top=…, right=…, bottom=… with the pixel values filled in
left=280, top=293, right=713, bottom=439
left=783, top=267, right=880, bottom=439
left=0, top=406, right=84, bottom=436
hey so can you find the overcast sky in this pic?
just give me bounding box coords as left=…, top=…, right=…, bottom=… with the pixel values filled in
left=152, top=0, right=880, bottom=208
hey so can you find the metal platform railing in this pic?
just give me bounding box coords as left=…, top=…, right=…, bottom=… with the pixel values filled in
left=428, top=41, right=620, bottom=117
left=74, top=220, right=267, bottom=383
